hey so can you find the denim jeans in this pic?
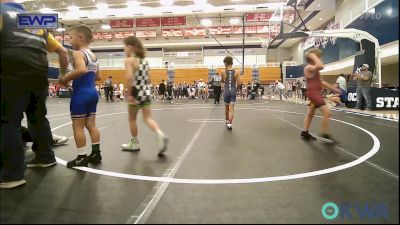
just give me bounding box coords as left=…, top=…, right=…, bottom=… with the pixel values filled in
left=356, top=86, right=372, bottom=109
left=1, top=80, right=54, bottom=181
left=279, top=89, right=287, bottom=100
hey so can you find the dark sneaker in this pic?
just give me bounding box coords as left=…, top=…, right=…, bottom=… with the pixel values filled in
left=0, top=179, right=26, bottom=189
left=301, top=131, right=316, bottom=141
left=27, top=157, right=57, bottom=168
left=321, top=134, right=336, bottom=145
left=67, top=155, right=89, bottom=168
left=88, top=152, right=102, bottom=164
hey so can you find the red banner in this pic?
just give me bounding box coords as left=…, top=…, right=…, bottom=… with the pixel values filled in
left=245, top=13, right=272, bottom=22
left=232, top=26, right=243, bottom=34
left=114, top=31, right=134, bottom=39
left=256, top=26, right=269, bottom=34
left=162, top=29, right=183, bottom=37
left=221, top=26, right=232, bottom=35
left=136, top=18, right=160, bottom=27
left=101, top=32, right=112, bottom=39
left=245, top=26, right=257, bottom=34
left=135, top=30, right=157, bottom=38
left=92, top=32, right=112, bottom=40
left=93, top=32, right=102, bottom=40
left=123, top=31, right=134, bottom=37
left=161, top=16, right=186, bottom=26
left=184, top=27, right=206, bottom=36
left=110, top=19, right=134, bottom=28
left=114, top=31, right=125, bottom=39
left=209, top=27, right=221, bottom=35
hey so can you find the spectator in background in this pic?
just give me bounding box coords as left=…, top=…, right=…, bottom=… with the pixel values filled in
left=100, top=82, right=105, bottom=97
left=211, top=73, right=222, bottom=104
left=301, top=79, right=307, bottom=100
left=95, top=84, right=100, bottom=97
left=48, top=83, right=55, bottom=97
left=119, top=82, right=124, bottom=99
left=336, top=73, right=347, bottom=91
left=327, top=83, right=348, bottom=107
left=275, top=80, right=287, bottom=100
left=188, top=85, right=196, bottom=99
left=114, top=88, right=121, bottom=101
left=104, top=75, right=114, bottom=102
left=241, top=83, right=247, bottom=99
left=285, top=80, right=292, bottom=98
left=159, top=80, right=166, bottom=102
left=238, top=82, right=243, bottom=97
left=154, top=85, right=159, bottom=99
left=166, top=81, right=173, bottom=103
left=296, top=80, right=302, bottom=98
left=352, top=64, right=373, bottom=110
left=271, top=81, right=276, bottom=95
left=197, top=79, right=206, bottom=99
left=291, top=81, right=296, bottom=99
left=182, top=81, right=188, bottom=98
left=246, top=82, right=251, bottom=98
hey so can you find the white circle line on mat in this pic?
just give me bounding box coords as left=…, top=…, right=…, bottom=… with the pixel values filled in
left=51, top=106, right=380, bottom=184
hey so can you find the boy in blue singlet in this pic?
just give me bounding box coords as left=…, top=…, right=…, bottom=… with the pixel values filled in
left=221, top=56, right=240, bottom=130
left=59, top=25, right=102, bottom=168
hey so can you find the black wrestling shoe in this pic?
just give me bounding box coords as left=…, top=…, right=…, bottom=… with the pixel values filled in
left=320, top=134, right=336, bottom=145
left=67, top=155, right=89, bottom=168
left=88, top=152, right=102, bottom=164
left=27, top=157, right=57, bottom=168
left=300, top=131, right=316, bottom=141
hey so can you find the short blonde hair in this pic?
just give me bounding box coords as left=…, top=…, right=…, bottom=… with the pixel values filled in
left=70, top=25, right=93, bottom=43
left=305, top=48, right=323, bottom=63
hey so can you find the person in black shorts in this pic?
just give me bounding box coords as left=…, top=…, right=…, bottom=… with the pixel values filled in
left=159, top=80, right=166, bottom=102
left=221, top=56, right=240, bottom=130
left=121, top=37, right=168, bottom=156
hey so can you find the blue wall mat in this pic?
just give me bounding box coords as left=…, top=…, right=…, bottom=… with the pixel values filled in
left=286, top=66, right=304, bottom=78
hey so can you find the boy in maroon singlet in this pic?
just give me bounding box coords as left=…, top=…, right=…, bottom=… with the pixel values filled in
left=301, top=48, right=341, bottom=143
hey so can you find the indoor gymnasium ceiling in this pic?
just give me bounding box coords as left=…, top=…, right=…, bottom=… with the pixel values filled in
left=18, top=0, right=290, bottom=12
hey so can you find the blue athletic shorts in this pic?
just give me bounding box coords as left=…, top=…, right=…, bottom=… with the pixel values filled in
left=224, top=90, right=237, bottom=104
left=70, top=89, right=99, bottom=119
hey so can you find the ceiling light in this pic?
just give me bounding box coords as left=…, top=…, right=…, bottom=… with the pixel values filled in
left=201, top=18, right=212, bottom=27
left=319, top=18, right=323, bottom=20
left=127, top=0, right=140, bottom=7
left=160, top=0, right=173, bottom=6
left=317, top=4, right=320, bottom=7
left=96, top=3, right=108, bottom=11
left=101, top=24, right=111, bottom=29
left=229, top=18, right=240, bottom=25
left=68, top=6, right=79, bottom=12
left=387, top=8, right=393, bottom=16
left=56, top=27, right=65, bottom=32
left=194, top=0, right=207, bottom=4
left=40, top=7, right=53, bottom=13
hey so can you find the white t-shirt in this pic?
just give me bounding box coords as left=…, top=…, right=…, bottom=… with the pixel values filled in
left=336, top=76, right=347, bottom=90
left=197, top=82, right=205, bottom=89
left=276, top=82, right=285, bottom=90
